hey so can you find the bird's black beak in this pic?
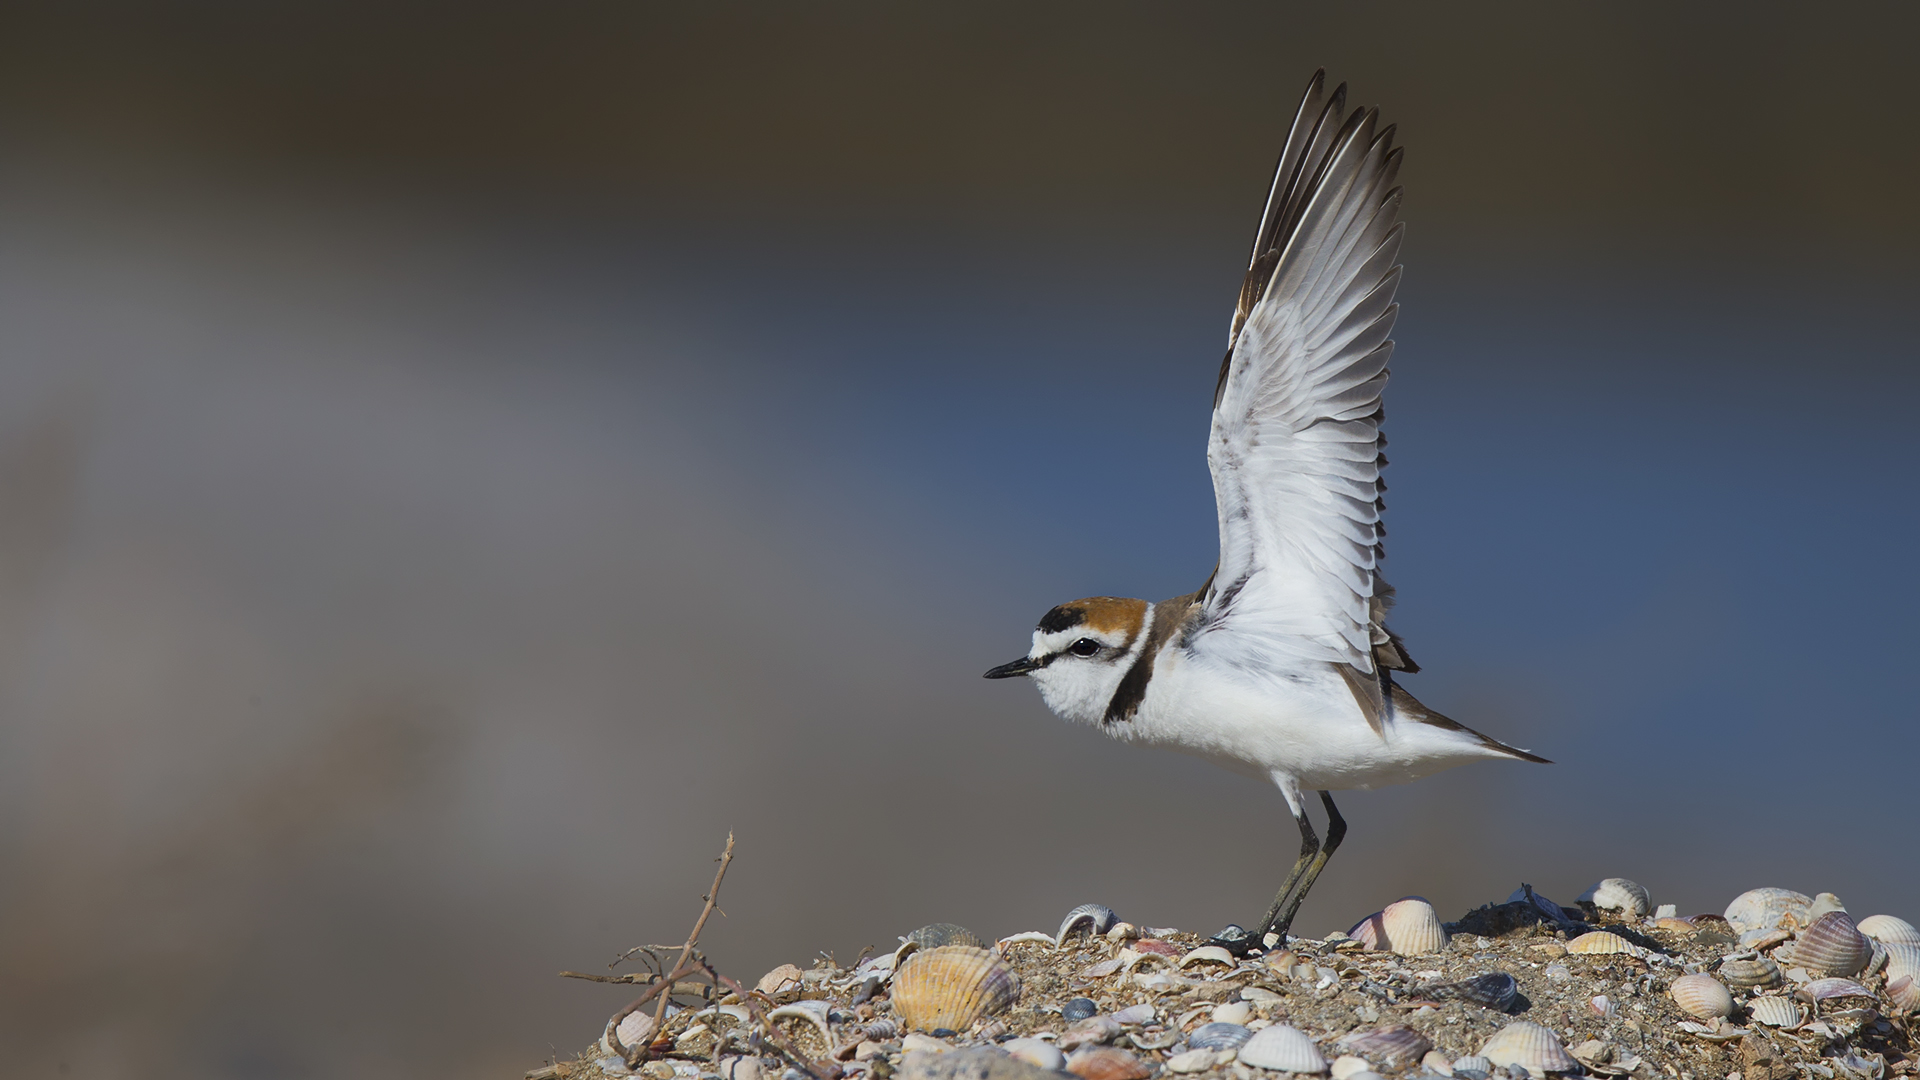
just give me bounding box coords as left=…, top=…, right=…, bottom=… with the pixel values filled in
left=983, top=656, right=1039, bottom=679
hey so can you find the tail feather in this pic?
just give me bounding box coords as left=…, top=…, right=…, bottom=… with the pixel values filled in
left=1390, top=681, right=1551, bottom=764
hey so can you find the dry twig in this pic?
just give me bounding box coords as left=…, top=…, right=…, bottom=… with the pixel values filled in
left=606, top=833, right=736, bottom=1066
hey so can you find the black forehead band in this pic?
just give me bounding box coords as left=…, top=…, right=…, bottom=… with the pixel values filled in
left=1036, top=605, right=1087, bottom=634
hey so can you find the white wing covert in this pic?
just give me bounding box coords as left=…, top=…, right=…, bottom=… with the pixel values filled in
left=1193, top=72, right=1411, bottom=717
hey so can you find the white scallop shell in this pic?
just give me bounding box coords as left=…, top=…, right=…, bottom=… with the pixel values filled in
left=601, top=1009, right=657, bottom=1055
left=1334, top=1025, right=1433, bottom=1068
left=1330, top=1056, right=1371, bottom=1080
left=1668, top=974, right=1734, bottom=1020
left=1238, top=1025, right=1329, bottom=1073
left=1725, top=888, right=1812, bottom=934
left=1578, top=879, right=1652, bottom=918
left=1450, top=1056, right=1492, bottom=1077
left=1566, top=931, right=1635, bottom=955
left=1479, top=1021, right=1579, bottom=1076
left=1807, top=893, right=1847, bottom=920
left=1746, top=996, right=1802, bottom=1029
left=1858, top=915, right=1920, bottom=945
left=1800, top=977, right=1874, bottom=1002
left=1350, top=897, right=1448, bottom=956
left=1058, top=904, right=1119, bottom=947
left=1178, top=945, right=1238, bottom=969
left=890, top=946, right=1021, bottom=1032
left=1882, top=942, right=1920, bottom=985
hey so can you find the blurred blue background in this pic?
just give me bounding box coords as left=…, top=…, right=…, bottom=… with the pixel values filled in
left=0, top=3, right=1916, bottom=1077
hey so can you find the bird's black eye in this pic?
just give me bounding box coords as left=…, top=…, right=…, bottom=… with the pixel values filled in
left=1068, top=638, right=1101, bottom=657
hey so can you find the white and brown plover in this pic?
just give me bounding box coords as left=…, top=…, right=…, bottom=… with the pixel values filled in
left=985, top=70, right=1549, bottom=946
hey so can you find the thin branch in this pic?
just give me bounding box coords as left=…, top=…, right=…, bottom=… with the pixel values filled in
left=607, top=833, right=736, bottom=1068
left=703, top=963, right=834, bottom=1080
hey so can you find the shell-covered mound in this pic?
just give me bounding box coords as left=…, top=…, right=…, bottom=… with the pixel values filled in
left=531, top=881, right=1919, bottom=1080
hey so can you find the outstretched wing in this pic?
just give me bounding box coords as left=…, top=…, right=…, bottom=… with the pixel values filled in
left=1191, top=71, right=1412, bottom=722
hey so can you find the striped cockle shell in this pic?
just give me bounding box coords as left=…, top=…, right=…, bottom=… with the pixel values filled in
left=1882, top=942, right=1920, bottom=985
left=1799, top=977, right=1874, bottom=1002
left=1238, top=1024, right=1329, bottom=1073
left=756, top=964, right=805, bottom=995
left=1190, top=1023, right=1255, bottom=1051
left=600, top=1009, right=657, bottom=1056
left=1746, top=996, right=1802, bottom=1029
left=1668, top=974, right=1734, bottom=1020
left=1888, top=975, right=1920, bottom=1017
left=1717, top=955, right=1783, bottom=989
left=1450, top=972, right=1519, bottom=1012
left=1058, top=904, right=1120, bottom=947
left=1858, top=915, right=1920, bottom=946
left=768, top=1000, right=834, bottom=1059
left=1349, top=897, right=1448, bottom=956
left=1450, top=1056, right=1492, bottom=1079
left=1567, top=931, right=1635, bottom=955
left=1579, top=879, right=1653, bottom=918
left=1792, top=912, right=1873, bottom=978
left=891, top=946, right=1021, bottom=1033
left=1335, top=1025, right=1433, bottom=1069
left=1479, top=1021, right=1579, bottom=1076
left=1725, top=888, right=1813, bottom=934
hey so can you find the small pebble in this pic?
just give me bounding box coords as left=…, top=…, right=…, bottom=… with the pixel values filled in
left=1332, top=1055, right=1372, bottom=1080
left=1167, top=1050, right=1224, bottom=1075
left=1213, top=1002, right=1254, bottom=1026
left=1005, top=1039, right=1067, bottom=1071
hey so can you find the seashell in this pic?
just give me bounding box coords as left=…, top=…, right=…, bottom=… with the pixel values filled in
left=1330, top=1056, right=1371, bottom=1080
left=1190, top=1023, right=1255, bottom=1051
left=999, top=931, right=1057, bottom=950
left=1793, top=912, right=1872, bottom=977
left=1238, top=1024, right=1329, bottom=1073
left=768, top=1000, right=834, bottom=1059
left=1717, top=955, right=1783, bottom=989
left=1800, top=977, right=1874, bottom=1002
left=1858, top=915, right=1920, bottom=946
left=1005, top=1038, right=1067, bottom=1071
left=1579, top=879, right=1653, bottom=918
left=1212, top=1002, right=1254, bottom=1026
left=756, top=964, right=805, bottom=995
left=1653, top=918, right=1697, bottom=935
left=907, top=923, right=987, bottom=951
left=1451, top=972, right=1520, bottom=1012
left=1725, top=888, right=1813, bottom=934
left=1569, top=1041, right=1610, bottom=1066
left=1126, top=1029, right=1179, bottom=1051
left=601, top=1009, right=656, bottom=1055
left=1062, top=997, right=1098, bottom=1022
left=1335, top=1024, right=1433, bottom=1068
left=1478, top=1021, right=1579, bottom=1076
left=1567, top=931, right=1635, bottom=955
left=1747, top=996, right=1802, bottom=1029
left=1079, top=958, right=1123, bottom=979
left=1240, top=987, right=1282, bottom=1005
left=1066, top=1046, right=1152, bottom=1080
left=1882, top=942, right=1920, bottom=984
left=1807, top=893, right=1847, bottom=920
left=1887, top=975, right=1920, bottom=1016
left=1106, top=922, right=1139, bottom=943
left=1110, top=1003, right=1155, bottom=1025
left=1166, top=1049, right=1227, bottom=1075
left=1668, top=974, right=1734, bottom=1019
left=863, top=1019, right=900, bottom=1042
left=891, top=946, right=1021, bottom=1033
left=1349, top=897, right=1448, bottom=956
left=1058, top=904, right=1120, bottom=947
left=1589, top=995, right=1616, bottom=1018
left=1061, top=1016, right=1124, bottom=1050
left=1450, top=1056, right=1493, bottom=1080
left=1178, top=945, right=1237, bottom=969
left=1422, top=1051, right=1454, bottom=1076
left=1740, top=928, right=1792, bottom=953
left=1133, top=938, right=1183, bottom=957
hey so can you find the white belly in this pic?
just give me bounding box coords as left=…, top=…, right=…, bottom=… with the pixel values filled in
left=1110, top=649, right=1506, bottom=793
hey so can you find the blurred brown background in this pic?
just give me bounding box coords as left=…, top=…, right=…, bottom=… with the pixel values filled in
left=1, top=3, right=1917, bottom=1078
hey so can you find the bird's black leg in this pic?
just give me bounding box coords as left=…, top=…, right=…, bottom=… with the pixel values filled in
left=1265, top=791, right=1347, bottom=942
left=1254, top=800, right=1320, bottom=942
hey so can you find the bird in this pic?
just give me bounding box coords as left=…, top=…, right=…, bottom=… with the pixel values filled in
left=983, top=70, right=1549, bottom=948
